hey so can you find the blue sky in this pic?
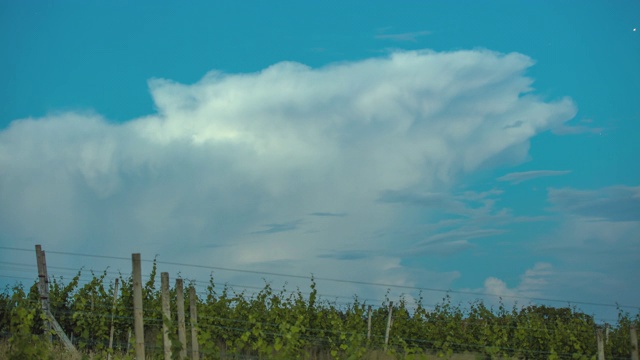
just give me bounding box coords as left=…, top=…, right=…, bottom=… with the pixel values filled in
left=1, top=1, right=639, bottom=321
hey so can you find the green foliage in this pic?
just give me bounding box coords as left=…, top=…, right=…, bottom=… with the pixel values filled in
left=2, top=268, right=639, bottom=360
left=0, top=287, right=11, bottom=334
left=71, top=270, right=112, bottom=351
left=605, top=308, right=640, bottom=359
left=5, top=285, right=53, bottom=359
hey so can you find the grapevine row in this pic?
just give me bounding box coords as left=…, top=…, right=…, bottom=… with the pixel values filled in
left=1, top=260, right=639, bottom=359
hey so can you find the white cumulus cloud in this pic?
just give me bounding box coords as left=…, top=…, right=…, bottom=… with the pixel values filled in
left=0, top=49, right=576, bottom=300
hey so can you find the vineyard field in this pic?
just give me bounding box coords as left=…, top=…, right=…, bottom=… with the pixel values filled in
left=1, top=260, right=639, bottom=360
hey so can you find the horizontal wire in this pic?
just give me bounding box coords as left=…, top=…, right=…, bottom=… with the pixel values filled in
left=0, top=271, right=629, bottom=326
left=1, top=245, right=638, bottom=310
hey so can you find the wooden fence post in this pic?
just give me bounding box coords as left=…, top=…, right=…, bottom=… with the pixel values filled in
left=108, top=278, right=120, bottom=360
left=176, top=279, right=187, bottom=360
left=35, top=245, right=78, bottom=355
left=367, top=305, right=372, bottom=341
left=384, top=301, right=393, bottom=349
left=132, top=253, right=145, bottom=359
left=189, top=286, right=200, bottom=360
left=161, top=272, right=173, bottom=360
left=597, top=327, right=605, bottom=360
left=35, top=245, right=51, bottom=341
left=631, top=325, right=639, bottom=360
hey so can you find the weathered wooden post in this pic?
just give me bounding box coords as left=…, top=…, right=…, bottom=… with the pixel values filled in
left=189, top=286, right=200, bottom=360
left=597, top=327, right=605, bottom=360
left=176, top=278, right=187, bottom=359
left=384, top=301, right=393, bottom=349
left=108, top=278, right=120, bottom=360
left=35, top=245, right=52, bottom=341
left=35, top=245, right=78, bottom=355
left=367, top=305, right=372, bottom=341
left=132, top=253, right=145, bottom=359
left=631, top=325, right=639, bottom=360
left=161, top=272, right=173, bottom=360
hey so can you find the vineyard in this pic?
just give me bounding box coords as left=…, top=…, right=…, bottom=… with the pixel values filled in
left=0, top=248, right=639, bottom=360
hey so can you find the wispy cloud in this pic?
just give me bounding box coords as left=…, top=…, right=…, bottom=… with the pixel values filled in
left=318, top=250, right=372, bottom=261
left=402, top=228, right=506, bottom=257
left=375, top=30, right=431, bottom=42
left=378, top=190, right=467, bottom=213
left=551, top=118, right=604, bottom=135
left=548, top=186, right=640, bottom=222
left=309, top=212, right=347, bottom=217
left=417, top=228, right=506, bottom=246
left=378, top=189, right=503, bottom=218
left=502, top=120, right=524, bottom=129
left=497, top=170, right=571, bottom=184
left=252, top=220, right=303, bottom=234
left=551, top=125, right=604, bottom=135
left=527, top=185, right=640, bottom=312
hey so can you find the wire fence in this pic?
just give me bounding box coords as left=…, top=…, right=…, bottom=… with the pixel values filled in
left=1, top=245, right=639, bottom=360
left=1, top=245, right=637, bottom=311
